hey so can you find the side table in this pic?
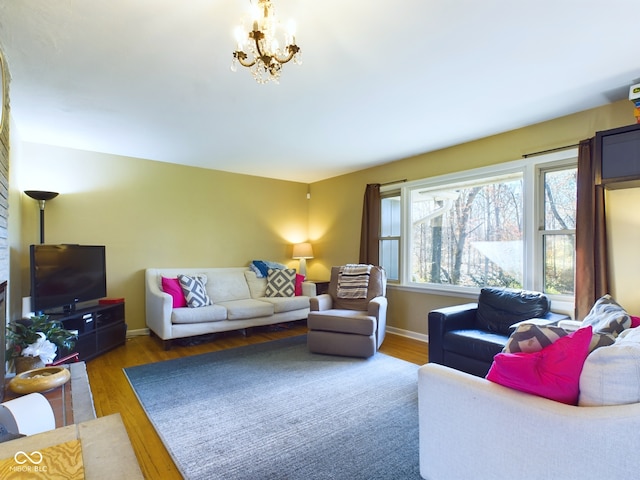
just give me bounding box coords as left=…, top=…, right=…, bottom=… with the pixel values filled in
left=309, top=280, right=330, bottom=295
left=3, top=362, right=95, bottom=428
left=0, top=413, right=143, bottom=479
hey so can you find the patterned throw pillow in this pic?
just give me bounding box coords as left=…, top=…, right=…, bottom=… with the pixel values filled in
left=178, top=274, right=211, bottom=308
left=504, top=324, right=568, bottom=353
left=582, top=294, right=631, bottom=336
left=265, top=268, right=296, bottom=298
left=504, top=323, right=615, bottom=354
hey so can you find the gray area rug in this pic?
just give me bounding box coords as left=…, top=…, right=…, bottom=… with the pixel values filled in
left=124, top=335, right=421, bottom=480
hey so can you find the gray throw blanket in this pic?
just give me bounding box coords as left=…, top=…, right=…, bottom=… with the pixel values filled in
left=337, top=264, right=372, bottom=299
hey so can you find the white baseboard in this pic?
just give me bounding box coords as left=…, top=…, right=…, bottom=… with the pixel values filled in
left=127, top=328, right=150, bottom=338
left=386, top=326, right=428, bottom=344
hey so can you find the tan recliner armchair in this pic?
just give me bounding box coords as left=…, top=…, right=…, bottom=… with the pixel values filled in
left=307, top=265, right=387, bottom=358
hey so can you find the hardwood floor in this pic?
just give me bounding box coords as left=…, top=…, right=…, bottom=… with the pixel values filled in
left=85, top=323, right=428, bottom=479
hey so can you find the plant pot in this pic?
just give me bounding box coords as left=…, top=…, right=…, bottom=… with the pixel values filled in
left=14, top=356, right=45, bottom=374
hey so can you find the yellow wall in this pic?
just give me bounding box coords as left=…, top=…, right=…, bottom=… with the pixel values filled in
left=10, top=99, right=640, bottom=338
left=606, top=187, right=640, bottom=315
left=12, top=143, right=309, bottom=330
left=312, top=99, right=638, bottom=335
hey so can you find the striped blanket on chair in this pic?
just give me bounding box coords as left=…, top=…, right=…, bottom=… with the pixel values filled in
left=337, top=264, right=372, bottom=299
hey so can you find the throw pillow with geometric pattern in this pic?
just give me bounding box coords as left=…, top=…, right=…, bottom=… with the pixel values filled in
left=503, top=324, right=568, bottom=353
left=265, top=268, right=296, bottom=298
left=178, top=274, right=212, bottom=308
left=504, top=323, right=615, bottom=354
left=582, top=294, right=631, bottom=337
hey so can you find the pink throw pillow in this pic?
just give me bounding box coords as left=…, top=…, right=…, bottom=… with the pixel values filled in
left=631, top=316, right=640, bottom=328
left=486, top=326, right=593, bottom=405
left=295, top=274, right=305, bottom=296
left=161, top=276, right=187, bottom=308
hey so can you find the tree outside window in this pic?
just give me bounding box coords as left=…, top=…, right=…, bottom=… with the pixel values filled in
left=381, top=151, right=578, bottom=300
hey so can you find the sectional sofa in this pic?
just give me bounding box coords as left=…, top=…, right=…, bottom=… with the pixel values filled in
left=145, top=267, right=315, bottom=348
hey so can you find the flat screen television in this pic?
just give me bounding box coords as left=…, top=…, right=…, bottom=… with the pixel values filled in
left=30, top=244, right=107, bottom=314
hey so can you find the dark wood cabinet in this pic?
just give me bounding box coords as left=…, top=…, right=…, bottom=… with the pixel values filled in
left=310, top=280, right=330, bottom=295
left=56, top=302, right=126, bottom=361
left=596, top=123, right=640, bottom=188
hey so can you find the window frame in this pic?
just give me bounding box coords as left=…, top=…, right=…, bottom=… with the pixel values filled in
left=380, top=148, right=578, bottom=304
left=534, top=160, right=578, bottom=295
left=379, top=191, right=402, bottom=283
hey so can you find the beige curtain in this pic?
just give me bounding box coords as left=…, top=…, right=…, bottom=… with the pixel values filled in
left=575, top=138, right=609, bottom=319
left=359, top=184, right=380, bottom=265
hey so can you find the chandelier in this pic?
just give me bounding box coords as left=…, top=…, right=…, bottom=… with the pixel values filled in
left=231, top=0, right=302, bottom=84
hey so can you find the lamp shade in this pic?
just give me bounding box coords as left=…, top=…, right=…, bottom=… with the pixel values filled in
left=292, top=242, right=314, bottom=259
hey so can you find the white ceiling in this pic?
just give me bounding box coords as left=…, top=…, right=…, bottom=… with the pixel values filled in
left=0, top=0, right=638, bottom=183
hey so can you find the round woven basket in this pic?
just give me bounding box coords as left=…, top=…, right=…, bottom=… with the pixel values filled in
left=9, top=366, right=71, bottom=394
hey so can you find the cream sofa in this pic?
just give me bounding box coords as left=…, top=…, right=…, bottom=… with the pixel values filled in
left=418, top=362, right=640, bottom=480
left=145, top=267, right=315, bottom=348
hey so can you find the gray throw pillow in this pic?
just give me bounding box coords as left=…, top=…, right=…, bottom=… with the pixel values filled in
left=581, top=294, right=630, bottom=336
left=178, top=274, right=212, bottom=308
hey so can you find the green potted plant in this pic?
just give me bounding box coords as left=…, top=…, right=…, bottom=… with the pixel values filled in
left=6, top=314, right=76, bottom=373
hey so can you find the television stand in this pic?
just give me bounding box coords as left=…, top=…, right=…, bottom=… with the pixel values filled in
left=57, top=302, right=126, bottom=362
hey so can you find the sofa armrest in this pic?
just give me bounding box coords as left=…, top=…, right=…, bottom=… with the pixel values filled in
left=427, top=303, right=478, bottom=364
left=310, top=293, right=333, bottom=312
left=145, top=269, right=174, bottom=340
left=543, top=311, right=571, bottom=323
left=369, top=296, right=388, bottom=347
left=301, top=281, right=316, bottom=297
left=418, top=363, right=640, bottom=480
left=507, top=311, right=571, bottom=333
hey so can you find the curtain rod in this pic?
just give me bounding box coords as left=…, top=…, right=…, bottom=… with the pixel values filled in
left=522, top=143, right=579, bottom=158
left=380, top=179, right=407, bottom=187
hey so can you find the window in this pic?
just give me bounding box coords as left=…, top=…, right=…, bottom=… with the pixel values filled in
left=380, top=150, right=577, bottom=299
left=380, top=193, right=401, bottom=282
left=409, top=172, right=524, bottom=288
left=539, top=166, right=577, bottom=295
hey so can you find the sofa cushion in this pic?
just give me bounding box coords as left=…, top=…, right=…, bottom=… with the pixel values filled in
left=476, top=288, right=550, bottom=335
left=486, top=326, right=592, bottom=405
left=581, top=294, right=631, bottom=336
left=171, top=304, right=227, bottom=324
left=218, top=299, right=273, bottom=320
left=307, top=310, right=376, bottom=336
left=162, top=276, right=187, bottom=308
left=244, top=271, right=267, bottom=298
left=206, top=271, right=251, bottom=303
left=258, top=295, right=310, bottom=313
left=579, top=327, right=640, bottom=406
left=178, top=274, right=212, bottom=308
left=265, top=268, right=296, bottom=297
left=443, top=329, right=509, bottom=363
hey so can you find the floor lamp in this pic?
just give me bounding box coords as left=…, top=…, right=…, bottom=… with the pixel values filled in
left=24, top=190, right=59, bottom=244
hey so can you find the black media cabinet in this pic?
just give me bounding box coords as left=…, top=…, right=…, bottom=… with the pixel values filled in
left=56, top=302, right=126, bottom=361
